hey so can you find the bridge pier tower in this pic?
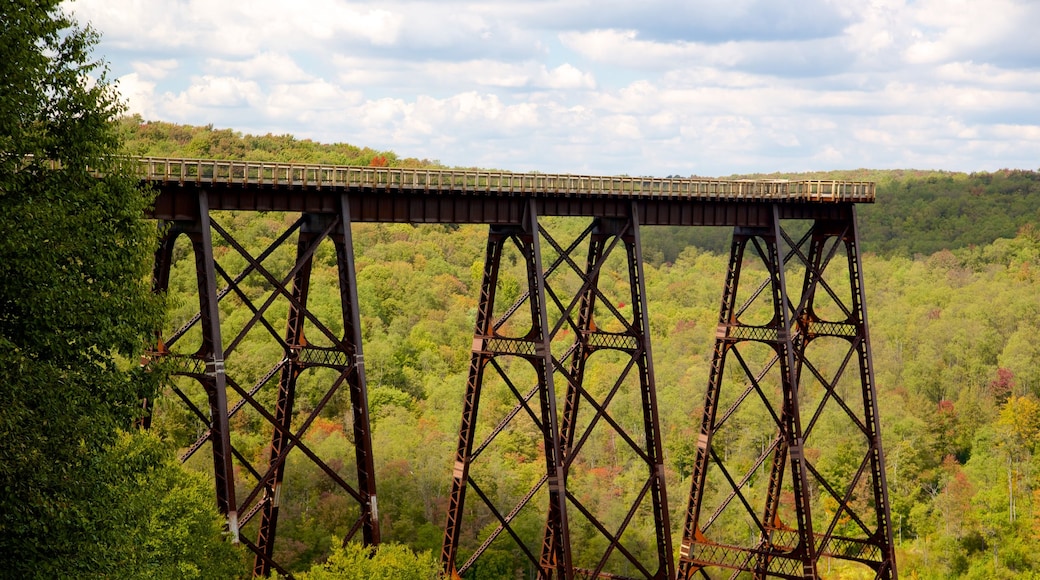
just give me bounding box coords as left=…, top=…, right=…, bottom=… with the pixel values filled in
left=148, top=192, right=378, bottom=578
left=442, top=202, right=673, bottom=579
left=676, top=206, right=896, bottom=579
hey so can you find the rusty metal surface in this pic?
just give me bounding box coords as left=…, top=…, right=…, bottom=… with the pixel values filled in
left=149, top=184, right=861, bottom=226
left=441, top=204, right=574, bottom=578
left=440, top=203, right=674, bottom=579
left=137, top=157, right=874, bottom=201
left=675, top=208, right=896, bottom=580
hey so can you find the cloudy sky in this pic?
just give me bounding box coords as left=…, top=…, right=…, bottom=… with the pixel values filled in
left=67, top=0, right=1040, bottom=177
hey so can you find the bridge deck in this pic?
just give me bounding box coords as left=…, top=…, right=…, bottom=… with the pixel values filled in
left=142, top=157, right=872, bottom=226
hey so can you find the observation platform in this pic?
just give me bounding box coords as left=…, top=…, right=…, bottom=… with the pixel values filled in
left=141, top=157, right=874, bottom=226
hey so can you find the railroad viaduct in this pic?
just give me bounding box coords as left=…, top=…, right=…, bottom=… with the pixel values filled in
left=142, top=158, right=896, bottom=579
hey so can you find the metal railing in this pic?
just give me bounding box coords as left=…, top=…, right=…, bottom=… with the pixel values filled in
left=137, top=157, right=875, bottom=202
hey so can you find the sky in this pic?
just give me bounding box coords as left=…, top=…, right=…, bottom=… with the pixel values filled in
left=66, top=0, right=1040, bottom=177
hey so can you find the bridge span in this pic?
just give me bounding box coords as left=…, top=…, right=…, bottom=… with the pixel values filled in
left=143, top=157, right=896, bottom=579
left=144, top=157, right=873, bottom=224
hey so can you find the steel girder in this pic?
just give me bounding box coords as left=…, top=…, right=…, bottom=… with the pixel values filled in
left=676, top=207, right=896, bottom=579
left=441, top=201, right=673, bottom=579
left=148, top=192, right=378, bottom=578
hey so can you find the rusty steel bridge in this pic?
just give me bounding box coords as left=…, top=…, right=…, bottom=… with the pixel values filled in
left=143, top=158, right=896, bottom=579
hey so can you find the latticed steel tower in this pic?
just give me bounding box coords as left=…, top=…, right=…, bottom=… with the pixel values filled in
left=675, top=207, right=895, bottom=579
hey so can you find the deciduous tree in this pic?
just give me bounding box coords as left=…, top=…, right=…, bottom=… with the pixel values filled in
left=0, top=2, right=238, bottom=576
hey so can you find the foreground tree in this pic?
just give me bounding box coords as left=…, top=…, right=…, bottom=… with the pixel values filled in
left=298, top=542, right=439, bottom=580
left=0, top=2, right=240, bottom=576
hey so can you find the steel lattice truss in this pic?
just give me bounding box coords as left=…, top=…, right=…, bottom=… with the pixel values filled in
left=441, top=200, right=672, bottom=579
left=149, top=192, right=378, bottom=578
left=676, top=207, right=895, bottom=579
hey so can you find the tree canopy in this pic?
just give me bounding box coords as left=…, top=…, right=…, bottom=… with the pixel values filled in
left=0, top=3, right=240, bottom=576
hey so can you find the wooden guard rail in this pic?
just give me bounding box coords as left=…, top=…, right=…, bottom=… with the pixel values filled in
left=136, top=157, right=875, bottom=203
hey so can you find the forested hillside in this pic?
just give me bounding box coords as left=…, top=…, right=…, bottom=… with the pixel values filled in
left=121, top=116, right=1040, bottom=261
left=118, top=115, right=443, bottom=169
left=128, top=120, right=1040, bottom=578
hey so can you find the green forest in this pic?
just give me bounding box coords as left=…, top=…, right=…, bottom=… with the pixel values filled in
left=120, top=120, right=1040, bottom=579
left=6, top=4, right=1040, bottom=579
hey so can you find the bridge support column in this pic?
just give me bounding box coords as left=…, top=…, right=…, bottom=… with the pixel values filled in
left=676, top=206, right=896, bottom=579
left=148, top=193, right=378, bottom=578
left=250, top=216, right=315, bottom=576
left=151, top=192, right=239, bottom=542
left=550, top=203, right=674, bottom=580
left=442, top=201, right=573, bottom=579
left=442, top=202, right=673, bottom=580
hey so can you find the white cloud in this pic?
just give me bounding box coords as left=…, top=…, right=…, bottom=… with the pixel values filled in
left=324, top=56, right=596, bottom=96
left=114, top=73, right=159, bottom=118
left=376, top=92, right=545, bottom=140
left=357, top=97, right=413, bottom=129
left=207, top=53, right=312, bottom=84
left=388, top=4, right=543, bottom=59
left=811, top=146, right=845, bottom=166
left=67, top=0, right=1040, bottom=176
left=560, top=29, right=698, bottom=69
left=68, top=0, right=404, bottom=55
left=936, top=62, right=1040, bottom=90
left=130, top=59, right=179, bottom=81
left=560, top=29, right=853, bottom=78
left=68, top=0, right=196, bottom=49
left=991, top=124, right=1040, bottom=142
left=427, top=60, right=596, bottom=89
left=543, top=64, right=596, bottom=89
left=265, top=81, right=364, bottom=120
left=159, top=76, right=263, bottom=121
left=286, top=0, right=402, bottom=46
left=904, top=0, right=1020, bottom=64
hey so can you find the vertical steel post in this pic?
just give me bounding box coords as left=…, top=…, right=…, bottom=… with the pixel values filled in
left=678, top=207, right=817, bottom=579
left=677, top=219, right=745, bottom=575
left=850, top=208, right=897, bottom=578
left=547, top=222, right=601, bottom=573
left=821, top=208, right=897, bottom=578
left=335, top=194, right=381, bottom=547
left=758, top=206, right=817, bottom=579
left=191, top=192, right=239, bottom=541
left=550, top=209, right=673, bottom=578
left=147, top=204, right=239, bottom=541
left=441, top=223, right=505, bottom=576
left=526, top=204, right=574, bottom=580
left=627, top=205, right=675, bottom=579
left=143, top=220, right=182, bottom=430
left=251, top=200, right=379, bottom=576
left=151, top=199, right=379, bottom=578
